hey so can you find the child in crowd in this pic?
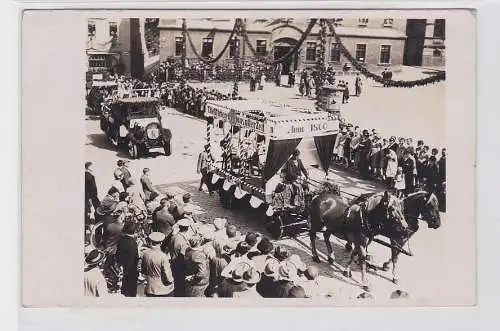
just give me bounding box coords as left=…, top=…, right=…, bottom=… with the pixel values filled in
left=394, top=167, right=406, bottom=198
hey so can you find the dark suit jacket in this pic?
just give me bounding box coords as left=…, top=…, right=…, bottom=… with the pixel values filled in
left=116, top=234, right=139, bottom=276
left=85, top=171, right=98, bottom=200
left=284, top=158, right=308, bottom=181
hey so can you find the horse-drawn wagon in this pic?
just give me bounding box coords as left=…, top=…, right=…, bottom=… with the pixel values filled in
left=201, top=99, right=342, bottom=239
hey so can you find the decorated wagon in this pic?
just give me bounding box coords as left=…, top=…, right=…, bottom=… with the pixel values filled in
left=202, top=99, right=341, bottom=239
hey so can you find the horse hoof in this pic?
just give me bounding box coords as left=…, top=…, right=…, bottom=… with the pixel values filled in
left=312, top=256, right=321, bottom=263
left=345, top=243, right=352, bottom=252
left=382, top=262, right=390, bottom=272
left=362, top=285, right=371, bottom=292
left=328, top=257, right=335, bottom=265
left=392, top=278, right=399, bottom=285
left=343, top=270, right=352, bottom=278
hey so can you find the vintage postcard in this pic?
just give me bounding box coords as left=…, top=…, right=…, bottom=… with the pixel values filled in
left=21, top=9, right=476, bottom=308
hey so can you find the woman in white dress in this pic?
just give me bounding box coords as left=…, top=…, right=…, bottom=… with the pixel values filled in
left=384, top=148, right=398, bottom=189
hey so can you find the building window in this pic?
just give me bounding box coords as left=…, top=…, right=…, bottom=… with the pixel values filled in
left=175, top=37, right=183, bottom=56
left=330, top=43, right=341, bottom=62
left=201, top=38, right=214, bottom=58
left=88, top=55, right=107, bottom=68
left=88, top=21, right=96, bottom=37
left=433, top=19, right=445, bottom=40
left=355, top=44, right=367, bottom=62
left=379, top=45, right=391, bottom=64
left=433, top=49, right=443, bottom=57
left=305, top=42, right=317, bottom=62
left=256, top=40, right=267, bottom=57
left=383, top=18, right=394, bottom=27
left=229, top=38, right=239, bottom=58
left=109, top=22, right=118, bottom=37
left=358, top=18, right=369, bottom=27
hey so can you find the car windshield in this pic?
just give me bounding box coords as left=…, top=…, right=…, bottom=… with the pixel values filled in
left=127, top=102, right=158, bottom=117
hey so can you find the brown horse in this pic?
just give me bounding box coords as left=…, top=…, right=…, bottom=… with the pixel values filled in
left=309, top=186, right=407, bottom=291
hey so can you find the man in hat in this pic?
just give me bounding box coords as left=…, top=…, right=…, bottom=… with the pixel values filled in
left=218, top=261, right=262, bottom=298
left=355, top=73, right=362, bottom=97
left=141, top=232, right=174, bottom=297
left=185, top=234, right=210, bottom=297
left=284, top=149, right=309, bottom=206
left=85, top=162, right=100, bottom=224
left=275, top=261, right=298, bottom=298
left=256, top=258, right=280, bottom=297
left=141, top=168, right=160, bottom=202
left=197, top=144, right=214, bottom=194
left=95, top=187, right=120, bottom=225
left=115, top=222, right=139, bottom=297
left=357, top=130, right=373, bottom=178
left=249, top=237, right=274, bottom=271
left=112, top=169, right=125, bottom=193
left=116, top=160, right=133, bottom=189
left=208, top=241, right=236, bottom=297
left=169, top=218, right=191, bottom=297
left=84, top=249, right=108, bottom=297
left=152, top=198, right=176, bottom=244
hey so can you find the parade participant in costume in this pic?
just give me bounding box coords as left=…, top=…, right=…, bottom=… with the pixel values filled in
left=141, top=232, right=174, bottom=297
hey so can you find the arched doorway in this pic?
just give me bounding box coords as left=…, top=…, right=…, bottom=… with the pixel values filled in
left=273, top=37, right=298, bottom=75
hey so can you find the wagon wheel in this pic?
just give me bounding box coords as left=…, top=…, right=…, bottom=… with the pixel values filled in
left=90, top=222, right=105, bottom=251
left=266, top=214, right=284, bottom=240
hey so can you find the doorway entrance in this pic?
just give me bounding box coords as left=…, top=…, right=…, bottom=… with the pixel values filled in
left=272, top=37, right=299, bottom=75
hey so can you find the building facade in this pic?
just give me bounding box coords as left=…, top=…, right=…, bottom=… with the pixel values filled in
left=403, top=19, right=445, bottom=68
left=158, top=18, right=408, bottom=74
left=86, top=18, right=155, bottom=79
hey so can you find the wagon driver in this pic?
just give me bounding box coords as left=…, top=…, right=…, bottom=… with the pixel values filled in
left=284, top=149, right=309, bottom=206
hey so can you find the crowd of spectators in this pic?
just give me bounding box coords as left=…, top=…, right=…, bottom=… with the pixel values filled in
left=331, top=122, right=446, bottom=208
left=86, top=160, right=413, bottom=299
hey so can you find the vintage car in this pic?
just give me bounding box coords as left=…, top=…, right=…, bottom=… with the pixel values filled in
left=100, top=92, right=172, bottom=158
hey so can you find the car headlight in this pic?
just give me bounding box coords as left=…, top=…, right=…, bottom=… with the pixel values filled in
left=146, top=124, right=160, bottom=140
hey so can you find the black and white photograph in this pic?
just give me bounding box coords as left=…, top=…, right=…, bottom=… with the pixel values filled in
left=80, top=15, right=463, bottom=303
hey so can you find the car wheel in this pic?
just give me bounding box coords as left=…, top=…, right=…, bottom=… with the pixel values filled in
left=163, top=140, right=172, bottom=156
left=128, top=142, right=138, bottom=159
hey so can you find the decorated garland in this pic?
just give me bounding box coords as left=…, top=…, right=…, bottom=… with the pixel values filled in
left=325, top=19, right=445, bottom=87
left=186, top=19, right=238, bottom=64
left=315, top=19, right=328, bottom=112
left=242, top=19, right=317, bottom=65
left=232, top=19, right=242, bottom=98
left=181, top=19, right=187, bottom=77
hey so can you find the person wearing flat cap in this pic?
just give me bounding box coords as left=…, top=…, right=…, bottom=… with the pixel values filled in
left=115, top=222, right=139, bottom=297
left=84, top=249, right=108, bottom=297
left=169, top=218, right=191, bottom=297
left=141, top=232, right=174, bottom=297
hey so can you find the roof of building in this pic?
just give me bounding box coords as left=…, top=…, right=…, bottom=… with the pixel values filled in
left=158, top=19, right=270, bottom=34
left=158, top=19, right=406, bottom=39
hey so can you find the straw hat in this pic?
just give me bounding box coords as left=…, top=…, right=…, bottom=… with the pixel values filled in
left=85, top=249, right=105, bottom=267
